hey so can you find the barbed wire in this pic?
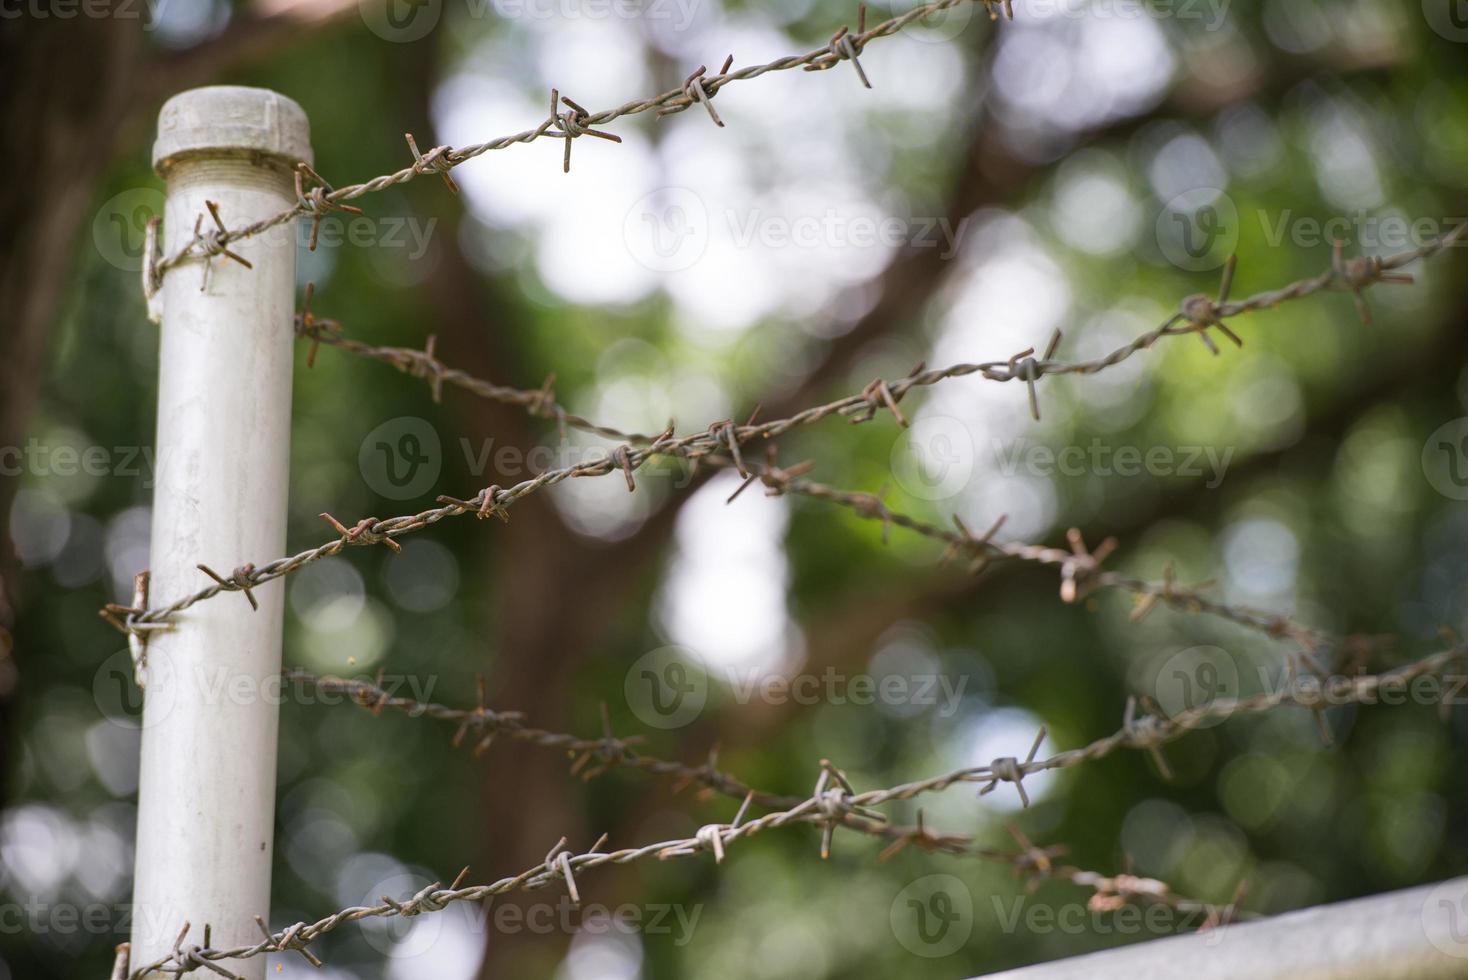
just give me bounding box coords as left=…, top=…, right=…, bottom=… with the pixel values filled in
left=110, top=0, right=1468, bottom=970
left=727, top=452, right=1350, bottom=655
left=144, top=0, right=1015, bottom=292
left=112, top=228, right=1432, bottom=643
left=283, top=669, right=791, bottom=806
left=294, top=222, right=1467, bottom=450
left=133, top=642, right=1464, bottom=977
left=111, top=224, right=1461, bottom=640
left=290, top=617, right=1461, bottom=814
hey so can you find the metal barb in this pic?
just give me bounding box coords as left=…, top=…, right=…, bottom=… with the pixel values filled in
left=405, top=132, right=461, bottom=194
left=549, top=89, right=623, bottom=174
left=294, top=163, right=366, bottom=252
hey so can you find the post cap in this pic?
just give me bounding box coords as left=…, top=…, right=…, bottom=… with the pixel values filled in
left=153, top=86, right=312, bottom=175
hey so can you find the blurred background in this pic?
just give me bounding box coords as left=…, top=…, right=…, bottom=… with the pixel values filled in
left=4, top=0, right=1468, bottom=976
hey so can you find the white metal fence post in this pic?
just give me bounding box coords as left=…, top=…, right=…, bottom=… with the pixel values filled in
left=973, top=877, right=1468, bottom=980
left=129, top=86, right=310, bottom=978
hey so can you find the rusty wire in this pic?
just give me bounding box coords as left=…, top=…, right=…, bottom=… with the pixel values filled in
left=289, top=627, right=1464, bottom=814
left=134, top=642, right=1464, bottom=978
left=730, top=453, right=1344, bottom=653
left=148, top=0, right=1015, bottom=286
left=106, top=223, right=1463, bottom=638
left=283, top=669, right=788, bottom=806
left=294, top=222, right=1467, bottom=442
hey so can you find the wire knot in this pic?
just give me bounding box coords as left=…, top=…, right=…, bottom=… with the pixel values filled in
left=979, top=728, right=1046, bottom=808
left=943, top=514, right=1007, bottom=575
left=256, top=918, right=323, bottom=969
left=1002, top=329, right=1063, bottom=421
left=436, top=487, right=512, bottom=524
left=405, top=133, right=460, bottom=194
left=1179, top=293, right=1220, bottom=324
left=191, top=200, right=253, bottom=293
left=709, top=418, right=750, bottom=478
left=196, top=563, right=260, bottom=611
left=1177, top=255, right=1243, bottom=354
left=817, top=785, right=852, bottom=821
left=548, top=89, right=623, bottom=174
left=405, top=335, right=446, bottom=402
left=694, top=823, right=729, bottom=863
left=1059, top=528, right=1117, bottom=603
left=543, top=837, right=583, bottom=905
left=857, top=377, right=909, bottom=427
left=398, top=882, right=449, bottom=916
left=528, top=373, right=559, bottom=418
left=807, top=8, right=872, bottom=88
left=1332, top=240, right=1414, bottom=325
left=294, top=164, right=366, bottom=252
left=1122, top=696, right=1174, bottom=779
left=851, top=491, right=893, bottom=543
left=659, top=56, right=735, bottom=127
left=168, top=924, right=239, bottom=980
left=570, top=704, right=646, bottom=780
left=811, top=759, right=883, bottom=859
left=320, top=513, right=403, bottom=553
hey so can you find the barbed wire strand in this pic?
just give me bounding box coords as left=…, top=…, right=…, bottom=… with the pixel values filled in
left=283, top=669, right=791, bottom=807
left=149, top=0, right=1015, bottom=288
left=294, top=222, right=1468, bottom=444
left=730, top=453, right=1345, bottom=653
left=134, top=642, right=1464, bottom=978
left=288, top=618, right=1462, bottom=814
left=105, top=221, right=1466, bottom=637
